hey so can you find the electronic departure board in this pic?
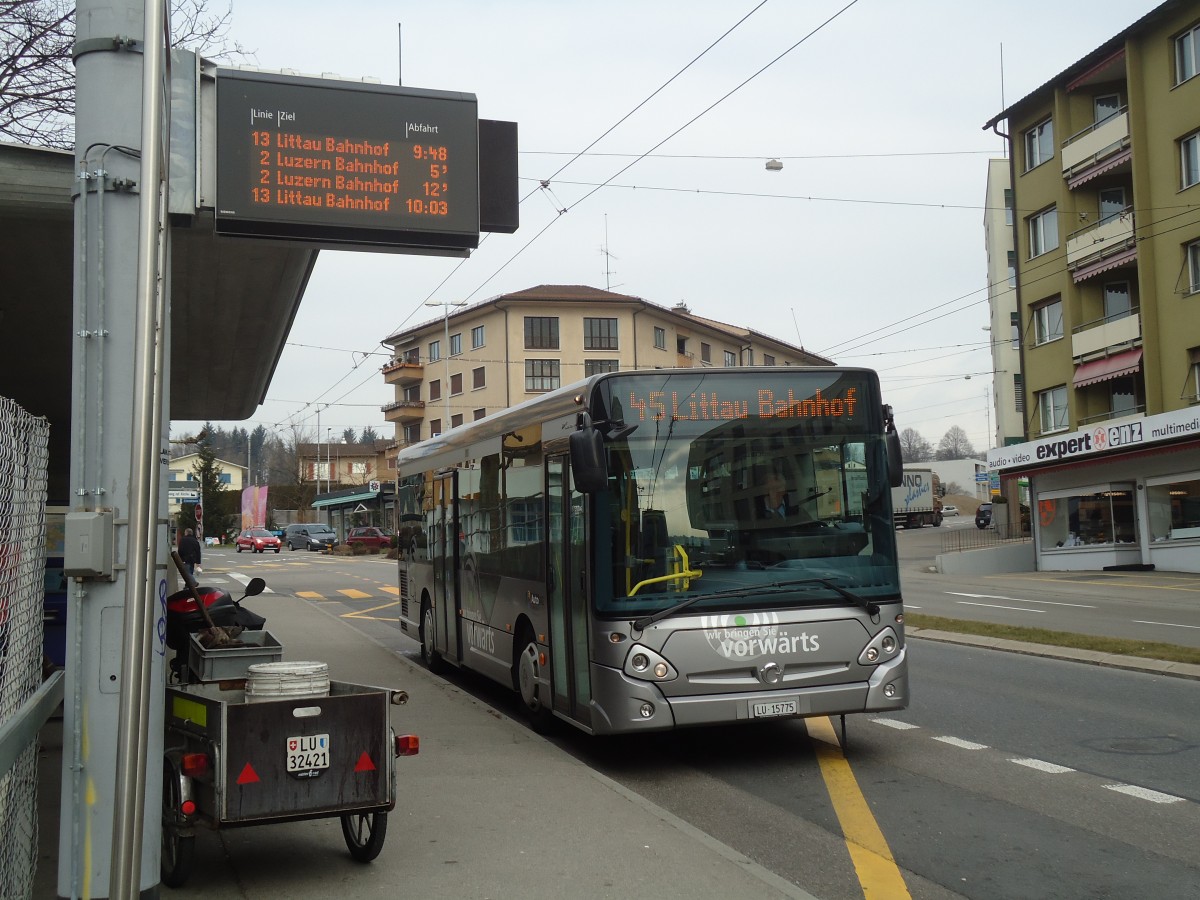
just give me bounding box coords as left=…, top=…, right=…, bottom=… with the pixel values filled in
left=215, top=69, right=480, bottom=253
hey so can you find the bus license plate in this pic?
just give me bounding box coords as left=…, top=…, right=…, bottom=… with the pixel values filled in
left=752, top=698, right=798, bottom=718
left=286, top=733, right=330, bottom=772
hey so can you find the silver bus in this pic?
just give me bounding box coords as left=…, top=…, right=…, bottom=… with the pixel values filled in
left=395, top=367, right=909, bottom=734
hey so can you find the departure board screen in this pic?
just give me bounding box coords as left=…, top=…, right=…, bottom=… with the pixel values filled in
left=215, top=69, right=480, bottom=252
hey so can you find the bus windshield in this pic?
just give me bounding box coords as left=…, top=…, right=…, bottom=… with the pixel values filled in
left=590, top=370, right=899, bottom=617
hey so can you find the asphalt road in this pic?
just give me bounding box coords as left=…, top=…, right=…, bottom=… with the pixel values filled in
left=209, top=548, right=1200, bottom=899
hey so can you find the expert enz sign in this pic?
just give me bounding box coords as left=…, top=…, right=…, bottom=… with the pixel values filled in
left=215, top=69, right=480, bottom=253
left=987, top=408, right=1200, bottom=471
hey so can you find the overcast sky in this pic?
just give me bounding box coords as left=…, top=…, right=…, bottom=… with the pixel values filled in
left=173, top=0, right=1151, bottom=451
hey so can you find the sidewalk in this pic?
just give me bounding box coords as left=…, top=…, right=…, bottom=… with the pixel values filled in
left=36, top=589, right=817, bottom=900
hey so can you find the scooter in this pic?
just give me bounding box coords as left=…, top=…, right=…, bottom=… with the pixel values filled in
left=166, top=550, right=267, bottom=683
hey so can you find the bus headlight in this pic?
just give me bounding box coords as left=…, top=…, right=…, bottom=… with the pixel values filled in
left=858, top=627, right=901, bottom=667
left=623, top=645, right=677, bottom=682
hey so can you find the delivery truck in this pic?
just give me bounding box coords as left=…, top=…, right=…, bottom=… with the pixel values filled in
left=892, top=466, right=943, bottom=528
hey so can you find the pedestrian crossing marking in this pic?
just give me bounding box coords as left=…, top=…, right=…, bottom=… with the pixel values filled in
left=296, top=591, right=325, bottom=599
left=338, top=589, right=373, bottom=599
left=381, top=586, right=400, bottom=595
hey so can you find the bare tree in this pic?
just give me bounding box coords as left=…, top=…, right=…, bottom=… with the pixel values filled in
left=1, top=0, right=245, bottom=149
left=936, top=425, right=976, bottom=461
left=898, top=427, right=934, bottom=463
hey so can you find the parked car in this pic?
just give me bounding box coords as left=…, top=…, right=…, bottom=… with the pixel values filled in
left=284, top=523, right=337, bottom=551
left=942, top=504, right=959, bottom=516
left=345, top=526, right=393, bottom=551
left=235, top=528, right=281, bottom=553
left=975, top=503, right=992, bottom=529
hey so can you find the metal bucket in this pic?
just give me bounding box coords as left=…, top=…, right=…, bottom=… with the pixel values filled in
left=245, top=660, right=330, bottom=703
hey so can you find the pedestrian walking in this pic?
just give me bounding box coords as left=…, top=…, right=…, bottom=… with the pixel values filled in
left=179, top=527, right=202, bottom=577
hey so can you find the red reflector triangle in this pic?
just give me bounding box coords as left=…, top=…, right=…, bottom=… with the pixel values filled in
left=236, top=763, right=260, bottom=785
left=354, top=752, right=376, bottom=773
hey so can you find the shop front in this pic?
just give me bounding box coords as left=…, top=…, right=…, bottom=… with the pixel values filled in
left=311, top=480, right=396, bottom=542
left=987, top=409, right=1200, bottom=573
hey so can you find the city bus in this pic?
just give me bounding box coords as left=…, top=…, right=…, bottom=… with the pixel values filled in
left=394, top=367, right=909, bottom=735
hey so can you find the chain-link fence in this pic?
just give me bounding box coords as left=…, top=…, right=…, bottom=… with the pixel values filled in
left=0, top=396, right=51, bottom=899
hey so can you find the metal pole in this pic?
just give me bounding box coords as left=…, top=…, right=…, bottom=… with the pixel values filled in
left=110, top=0, right=169, bottom=892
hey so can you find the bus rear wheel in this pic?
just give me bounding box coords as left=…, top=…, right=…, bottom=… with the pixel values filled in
left=514, top=626, right=552, bottom=733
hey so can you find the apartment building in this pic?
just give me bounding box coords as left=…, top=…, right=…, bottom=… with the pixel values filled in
left=982, top=0, right=1200, bottom=572
left=379, top=283, right=832, bottom=452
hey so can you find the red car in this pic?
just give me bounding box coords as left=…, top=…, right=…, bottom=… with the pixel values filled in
left=345, top=526, right=393, bottom=550
left=235, top=528, right=281, bottom=553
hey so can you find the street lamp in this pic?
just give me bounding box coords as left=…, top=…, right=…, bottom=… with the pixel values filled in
left=425, top=299, right=467, bottom=434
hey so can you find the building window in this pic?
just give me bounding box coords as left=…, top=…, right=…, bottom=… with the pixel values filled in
left=583, top=317, right=618, bottom=350
left=472, top=366, right=485, bottom=389
left=585, top=359, right=619, bottom=376
left=763, top=354, right=776, bottom=366
left=1098, top=187, right=1126, bottom=225
left=1038, top=385, right=1068, bottom=434
left=1183, top=131, right=1200, bottom=189
left=1010, top=311, right=1020, bottom=349
left=403, top=385, right=420, bottom=403
left=1094, top=93, right=1120, bottom=124
left=1103, top=282, right=1132, bottom=322
left=403, top=424, right=420, bottom=444
left=525, top=359, right=560, bottom=392
left=1033, top=298, right=1063, bottom=345
left=1028, top=206, right=1058, bottom=258
left=473, top=408, right=487, bottom=421
left=428, top=339, right=441, bottom=362
left=472, top=325, right=485, bottom=349
left=1003, top=188, right=1013, bottom=225
left=1107, top=375, right=1141, bottom=418
left=430, top=419, right=442, bottom=437
left=1013, top=373, right=1024, bottom=412
left=1007, top=250, right=1016, bottom=287
left=700, top=342, right=712, bottom=364
left=1176, top=22, right=1200, bottom=84
left=723, top=350, right=737, bottom=367
left=450, top=372, right=463, bottom=395
left=1024, top=118, right=1054, bottom=170
left=351, top=461, right=367, bottom=476
left=1188, top=347, right=1200, bottom=401
left=1147, top=473, right=1200, bottom=541
left=450, top=332, right=462, bottom=356
left=1188, top=240, right=1200, bottom=295
left=524, top=316, right=559, bottom=349
left=1037, top=486, right=1135, bottom=550
left=676, top=336, right=690, bottom=358
left=428, top=379, right=441, bottom=401
left=451, top=414, right=463, bottom=428
left=653, top=326, right=666, bottom=350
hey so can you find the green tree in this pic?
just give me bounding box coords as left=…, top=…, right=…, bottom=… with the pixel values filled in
left=360, top=426, right=379, bottom=445
left=341, top=427, right=358, bottom=445
left=182, top=427, right=237, bottom=540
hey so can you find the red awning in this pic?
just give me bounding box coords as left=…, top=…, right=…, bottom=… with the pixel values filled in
left=1073, top=348, right=1142, bottom=387
left=1067, top=147, right=1132, bottom=189
left=1071, top=245, right=1137, bottom=283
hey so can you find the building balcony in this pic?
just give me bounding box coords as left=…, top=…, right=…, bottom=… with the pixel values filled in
left=382, top=356, right=424, bottom=386
left=1071, top=312, right=1140, bottom=360
left=1061, top=111, right=1131, bottom=188
left=1066, top=210, right=1135, bottom=277
left=382, top=399, right=426, bottom=423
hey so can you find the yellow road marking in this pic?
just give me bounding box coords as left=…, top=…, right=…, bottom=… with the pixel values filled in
left=337, top=588, right=373, bottom=599
left=807, top=716, right=910, bottom=899
left=380, top=585, right=400, bottom=595
left=295, top=591, right=325, bottom=599
left=343, top=599, right=399, bottom=620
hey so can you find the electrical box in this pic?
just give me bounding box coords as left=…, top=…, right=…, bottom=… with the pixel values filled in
left=64, top=511, right=114, bottom=578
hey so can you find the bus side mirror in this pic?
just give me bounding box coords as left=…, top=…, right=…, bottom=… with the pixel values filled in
left=886, top=430, right=903, bottom=487
left=570, top=416, right=608, bottom=493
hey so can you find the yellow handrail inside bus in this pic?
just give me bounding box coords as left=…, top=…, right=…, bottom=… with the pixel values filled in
left=629, top=544, right=703, bottom=596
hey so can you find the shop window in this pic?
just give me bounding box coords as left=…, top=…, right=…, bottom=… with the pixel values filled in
left=1146, top=473, right=1200, bottom=541
left=1037, top=486, right=1136, bottom=550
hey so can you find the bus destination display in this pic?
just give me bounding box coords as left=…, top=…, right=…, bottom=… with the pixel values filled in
left=215, top=69, right=480, bottom=252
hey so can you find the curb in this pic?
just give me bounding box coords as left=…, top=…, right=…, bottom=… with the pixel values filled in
left=909, top=628, right=1200, bottom=681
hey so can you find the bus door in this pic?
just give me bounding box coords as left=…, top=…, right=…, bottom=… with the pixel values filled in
left=433, top=470, right=463, bottom=665
left=546, top=457, right=592, bottom=728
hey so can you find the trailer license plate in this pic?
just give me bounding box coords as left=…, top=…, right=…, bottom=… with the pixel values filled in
left=752, top=698, right=798, bottom=718
left=286, top=733, right=330, bottom=773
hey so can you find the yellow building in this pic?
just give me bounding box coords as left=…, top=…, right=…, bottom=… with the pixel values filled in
left=983, top=1, right=1200, bottom=572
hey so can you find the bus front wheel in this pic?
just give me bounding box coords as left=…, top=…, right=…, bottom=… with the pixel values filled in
left=514, top=626, right=553, bottom=733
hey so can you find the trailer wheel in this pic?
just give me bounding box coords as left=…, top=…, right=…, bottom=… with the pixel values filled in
left=341, top=811, right=387, bottom=862
left=160, top=762, right=195, bottom=888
